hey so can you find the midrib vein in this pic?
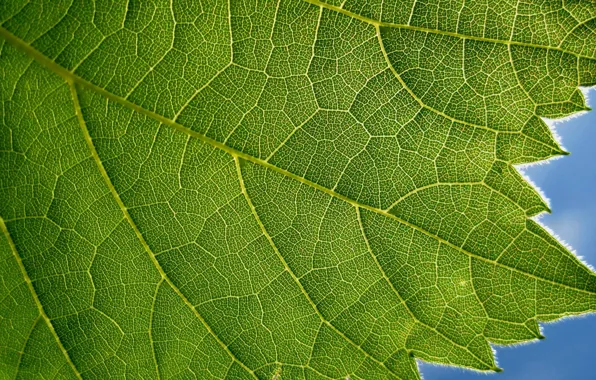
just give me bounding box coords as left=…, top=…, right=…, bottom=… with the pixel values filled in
left=304, top=0, right=594, bottom=61
left=1, top=27, right=594, bottom=300
left=0, top=217, right=83, bottom=380
left=68, top=84, right=257, bottom=379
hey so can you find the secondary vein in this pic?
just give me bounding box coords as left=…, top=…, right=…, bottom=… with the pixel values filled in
left=68, top=83, right=258, bottom=379
left=235, top=156, right=403, bottom=379
left=356, top=207, right=498, bottom=371
left=0, top=217, right=83, bottom=380
left=303, top=0, right=595, bottom=61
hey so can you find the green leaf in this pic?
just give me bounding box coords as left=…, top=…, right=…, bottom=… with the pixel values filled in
left=1, top=0, right=595, bottom=378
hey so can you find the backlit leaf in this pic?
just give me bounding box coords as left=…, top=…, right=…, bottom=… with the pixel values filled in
left=1, top=1, right=595, bottom=378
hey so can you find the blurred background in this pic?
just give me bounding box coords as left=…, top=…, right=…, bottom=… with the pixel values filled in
left=421, top=89, right=596, bottom=380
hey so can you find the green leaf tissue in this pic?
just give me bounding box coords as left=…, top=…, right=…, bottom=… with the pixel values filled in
left=1, top=0, right=595, bottom=379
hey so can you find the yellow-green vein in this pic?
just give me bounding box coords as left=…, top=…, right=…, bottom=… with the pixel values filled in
left=355, top=207, right=499, bottom=372
left=68, top=83, right=258, bottom=379
left=0, top=217, right=83, bottom=380
left=234, top=155, right=402, bottom=379
left=303, top=0, right=595, bottom=61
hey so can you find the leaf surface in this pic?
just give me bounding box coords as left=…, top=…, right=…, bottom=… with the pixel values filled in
left=1, top=0, right=595, bottom=379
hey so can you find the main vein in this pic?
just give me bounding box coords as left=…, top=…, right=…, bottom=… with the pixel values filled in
left=0, top=27, right=594, bottom=300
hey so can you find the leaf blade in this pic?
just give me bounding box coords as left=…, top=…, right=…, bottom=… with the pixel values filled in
left=1, top=1, right=595, bottom=378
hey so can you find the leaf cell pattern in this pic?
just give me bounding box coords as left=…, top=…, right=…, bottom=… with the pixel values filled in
left=0, top=0, right=595, bottom=379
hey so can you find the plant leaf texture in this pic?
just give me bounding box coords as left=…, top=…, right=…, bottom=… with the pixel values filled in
left=0, top=0, right=595, bottom=379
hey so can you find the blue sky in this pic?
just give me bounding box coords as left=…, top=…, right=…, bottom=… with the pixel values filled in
left=420, top=89, right=596, bottom=380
